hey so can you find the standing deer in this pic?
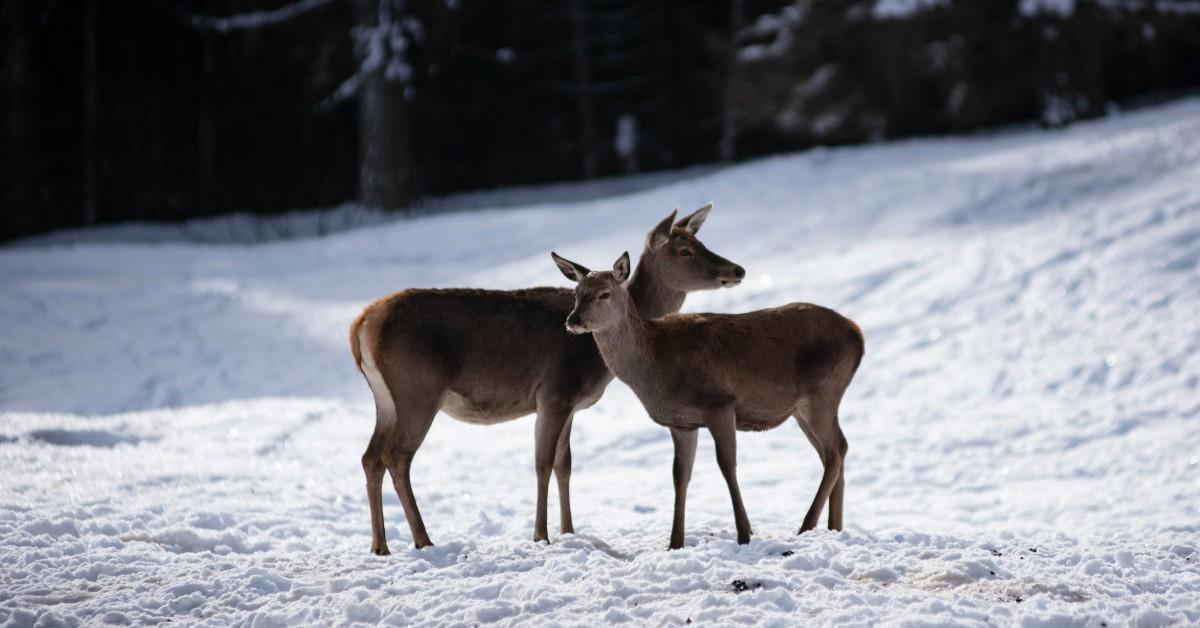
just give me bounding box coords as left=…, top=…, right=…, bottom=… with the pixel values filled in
left=350, top=206, right=744, bottom=553
left=552, top=251, right=864, bottom=549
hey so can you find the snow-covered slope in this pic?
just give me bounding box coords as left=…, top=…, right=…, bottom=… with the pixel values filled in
left=2, top=100, right=1199, bottom=626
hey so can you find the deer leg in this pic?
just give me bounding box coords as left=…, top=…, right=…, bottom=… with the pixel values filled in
left=828, top=460, right=846, bottom=531
left=796, top=403, right=846, bottom=534
left=383, top=399, right=439, bottom=549
left=668, top=427, right=698, bottom=550
left=534, top=401, right=572, bottom=543
left=709, top=410, right=752, bottom=545
left=553, top=415, right=576, bottom=535
left=362, top=427, right=390, bottom=555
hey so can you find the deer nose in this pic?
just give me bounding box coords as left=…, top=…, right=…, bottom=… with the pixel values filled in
left=566, top=313, right=582, bottom=328
left=734, top=265, right=746, bottom=279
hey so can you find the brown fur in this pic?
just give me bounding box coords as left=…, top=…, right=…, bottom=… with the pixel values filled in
left=350, top=206, right=744, bottom=553
left=560, top=254, right=864, bottom=549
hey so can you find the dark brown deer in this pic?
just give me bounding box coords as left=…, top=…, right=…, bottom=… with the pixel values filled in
left=350, top=206, right=744, bottom=553
left=553, top=251, right=863, bottom=549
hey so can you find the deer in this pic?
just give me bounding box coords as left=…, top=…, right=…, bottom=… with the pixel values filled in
left=551, top=251, right=864, bottom=550
left=349, top=205, right=744, bottom=553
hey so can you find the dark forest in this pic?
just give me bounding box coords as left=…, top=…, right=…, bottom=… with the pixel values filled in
left=3, top=0, right=1200, bottom=241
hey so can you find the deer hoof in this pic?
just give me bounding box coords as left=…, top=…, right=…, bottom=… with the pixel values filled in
left=371, top=545, right=391, bottom=556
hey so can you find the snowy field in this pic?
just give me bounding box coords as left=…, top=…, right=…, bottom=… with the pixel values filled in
left=3, top=99, right=1199, bottom=626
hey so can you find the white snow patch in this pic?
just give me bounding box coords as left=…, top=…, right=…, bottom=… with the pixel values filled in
left=873, top=0, right=946, bottom=20
left=1020, top=0, right=1075, bottom=17
left=3, top=98, right=1200, bottom=625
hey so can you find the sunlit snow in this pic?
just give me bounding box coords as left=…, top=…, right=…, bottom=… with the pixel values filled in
left=2, top=99, right=1199, bottom=626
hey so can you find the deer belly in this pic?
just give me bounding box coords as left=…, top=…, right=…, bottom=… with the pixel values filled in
left=735, top=409, right=791, bottom=432
left=442, top=391, right=535, bottom=425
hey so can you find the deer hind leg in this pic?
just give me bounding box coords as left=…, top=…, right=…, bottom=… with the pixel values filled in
left=381, top=393, right=440, bottom=550
left=362, top=427, right=390, bottom=555
left=360, top=324, right=401, bottom=555
left=553, top=415, right=576, bottom=535
left=828, top=453, right=846, bottom=531
left=795, top=397, right=847, bottom=533
left=534, top=400, right=573, bottom=543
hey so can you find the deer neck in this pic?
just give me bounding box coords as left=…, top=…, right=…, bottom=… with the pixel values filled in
left=627, top=254, right=686, bottom=319
left=592, top=298, right=658, bottom=389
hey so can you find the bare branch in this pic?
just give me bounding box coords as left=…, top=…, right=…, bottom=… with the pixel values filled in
left=185, top=0, right=339, bottom=33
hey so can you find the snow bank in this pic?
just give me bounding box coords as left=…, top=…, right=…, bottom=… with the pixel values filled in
left=2, top=99, right=1200, bottom=625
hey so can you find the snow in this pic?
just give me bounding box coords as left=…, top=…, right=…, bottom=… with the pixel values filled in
left=1029, top=0, right=1200, bottom=17
left=736, top=1, right=807, bottom=62
left=4, top=99, right=1200, bottom=625
left=872, top=0, right=946, bottom=20
left=870, top=0, right=1200, bottom=21
left=1020, top=0, right=1075, bottom=17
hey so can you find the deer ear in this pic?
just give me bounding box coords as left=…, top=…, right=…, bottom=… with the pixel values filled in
left=647, top=209, right=677, bottom=250
left=612, top=251, right=631, bottom=283
left=676, top=202, right=712, bottom=234
left=551, top=252, right=590, bottom=282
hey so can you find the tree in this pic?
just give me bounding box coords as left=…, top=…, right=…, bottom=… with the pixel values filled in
left=188, top=0, right=413, bottom=209
left=719, top=0, right=745, bottom=162
left=569, top=0, right=598, bottom=179
left=350, top=0, right=412, bottom=207
left=3, top=1, right=35, bottom=239
left=83, top=0, right=98, bottom=225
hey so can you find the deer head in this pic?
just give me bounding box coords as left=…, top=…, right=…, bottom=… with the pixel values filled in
left=641, top=204, right=745, bottom=291
left=553, top=251, right=632, bottom=334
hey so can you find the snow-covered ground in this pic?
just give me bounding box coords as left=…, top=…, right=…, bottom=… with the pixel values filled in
left=3, top=99, right=1199, bottom=626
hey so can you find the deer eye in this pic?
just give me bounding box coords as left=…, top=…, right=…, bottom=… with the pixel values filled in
left=678, top=249, right=694, bottom=257
left=597, top=292, right=611, bottom=300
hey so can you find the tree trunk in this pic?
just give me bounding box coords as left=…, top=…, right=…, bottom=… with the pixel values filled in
left=4, top=1, right=33, bottom=239
left=353, top=0, right=412, bottom=209
left=83, top=0, right=99, bottom=225
left=719, top=0, right=744, bottom=163
left=198, top=23, right=218, bottom=215
left=569, top=0, right=597, bottom=179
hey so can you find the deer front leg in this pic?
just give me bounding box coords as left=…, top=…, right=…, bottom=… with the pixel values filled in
left=709, top=411, right=752, bottom=545
left=553, top=415, right=576, bottom=535
left=534, top=401, right=572, bottom=543
left=668, top=427, right=698, bottom=550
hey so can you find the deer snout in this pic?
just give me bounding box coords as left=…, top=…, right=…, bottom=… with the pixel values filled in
left=720, top=264, right=746, bottom=287
left=565, top=312, right=587, bottom=334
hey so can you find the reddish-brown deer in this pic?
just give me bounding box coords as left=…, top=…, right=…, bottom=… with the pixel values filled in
left=350, top=206, right=744, bottom=553
left=553, top=251, right=863, bottom=549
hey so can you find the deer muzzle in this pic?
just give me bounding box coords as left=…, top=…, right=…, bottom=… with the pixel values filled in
left=565, top=312, right=588, bottom=334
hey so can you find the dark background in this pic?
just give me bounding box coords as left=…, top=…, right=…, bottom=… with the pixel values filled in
left=4, top=0, right=1200, bottom=242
